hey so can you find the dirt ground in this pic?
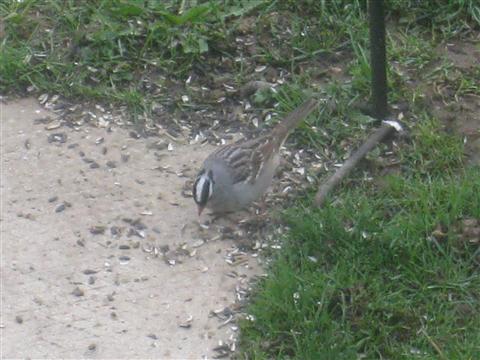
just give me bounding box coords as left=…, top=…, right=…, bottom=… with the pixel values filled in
left=1, top=98, right=261, bottom=359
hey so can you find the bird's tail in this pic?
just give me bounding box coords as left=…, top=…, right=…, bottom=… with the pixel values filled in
left=272, top=98, right=318, bottom=147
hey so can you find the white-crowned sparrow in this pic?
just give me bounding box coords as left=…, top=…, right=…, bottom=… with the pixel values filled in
left=193, top=98, right=318, bottom=215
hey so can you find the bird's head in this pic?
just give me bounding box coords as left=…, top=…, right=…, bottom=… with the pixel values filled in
left=193, top=169, right=214, bottom=215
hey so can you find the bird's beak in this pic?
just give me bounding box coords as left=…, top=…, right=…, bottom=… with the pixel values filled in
left=197, top=205, right=205, bottom=216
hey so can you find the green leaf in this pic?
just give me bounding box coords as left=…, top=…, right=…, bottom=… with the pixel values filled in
left=198, top=38, right=208, bottom=53
left=111, top=4, right=144, bottom=17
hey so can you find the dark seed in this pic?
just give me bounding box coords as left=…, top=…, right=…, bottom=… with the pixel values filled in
left=132, top=219, right=147, bottom=230
left=48, top=196, right=58, bottom=203
left=102, top=147, right=108, bottom=155
left=147, top=333, right=158, bottom=340
left=83, top=269, right=97, bottom=275
left=88, top=343, right=96, bottom=351
left=121, top=154, right=130, bottom=162
left=90, top=226, right=106, bottom=235
left=88, top=276, right=96, bottom=285
left=89, top=162, right=100, bottom=169
left=119, top=256, right=130, bottom=261
left=79, top=151, right=85, bottom=157
left=55, top=204, right=66, bottom=213
left=47, top=132, right=67, bottom=144
left=67, top=143, right=79, bottom=149
left=106, top=160, right=117, bottom=168
left=34, top=117, right=51, bottom=124
left=119, top=245, right=130, bottom=250
left=15, top=315, right=23, bottom=324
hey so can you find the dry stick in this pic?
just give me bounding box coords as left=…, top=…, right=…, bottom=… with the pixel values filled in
left=314, top=124, right=395, bottom=207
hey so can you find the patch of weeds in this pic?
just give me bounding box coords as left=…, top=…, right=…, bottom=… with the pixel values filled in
left=401, top=115, right=465, bottom=177
left=388, top=0, right=480, bottom=37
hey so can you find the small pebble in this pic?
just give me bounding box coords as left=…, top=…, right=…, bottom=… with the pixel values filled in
left=106, top=160, right=117, bottom=168
left=110, top=226, right=121, bottom=236
left=55, top=204, right=66, bottom=213
left=83, top=269, right=97, bottom=275
left=129, top=131, right=140, bottom=139
left=88, top=343, right=96, bottom=351
left=48, top=196, right=58, bottom=203
left=88, top=276, right=96, bottom=285
left=15, top=315, right=23, bottom=324
left=90, top=162, right=100, bottom=169
left=72, top=286, right=84, bottom=297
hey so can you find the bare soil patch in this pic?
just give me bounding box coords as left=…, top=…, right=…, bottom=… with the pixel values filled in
left=1, top=98, right=260, bottom=359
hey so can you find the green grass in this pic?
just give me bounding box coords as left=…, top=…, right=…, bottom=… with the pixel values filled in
left=232, top=2, right=480, bottom=358
left=1, top=0, right=479, bottom=119
left=240, top=130, right=480, bottom=358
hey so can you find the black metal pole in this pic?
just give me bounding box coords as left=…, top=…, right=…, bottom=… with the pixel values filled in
left=369, top=0, right=388, bottom=120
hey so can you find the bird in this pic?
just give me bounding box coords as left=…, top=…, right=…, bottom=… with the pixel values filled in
left=193, top=98, right=318, bottom=215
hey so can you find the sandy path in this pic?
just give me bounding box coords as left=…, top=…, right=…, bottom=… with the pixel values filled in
left=1, top=98, right=259, bottom=359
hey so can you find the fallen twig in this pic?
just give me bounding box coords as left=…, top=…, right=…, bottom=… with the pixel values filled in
left=314, top=120, right=402, bottom=207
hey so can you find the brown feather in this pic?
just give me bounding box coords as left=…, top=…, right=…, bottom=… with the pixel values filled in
left=207, top=98, right=318, bottom=185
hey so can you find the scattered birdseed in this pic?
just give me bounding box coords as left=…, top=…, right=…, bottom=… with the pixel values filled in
left=178, top=315, right=193, bottom=328
left=45, top=121, right=62, bottom=130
